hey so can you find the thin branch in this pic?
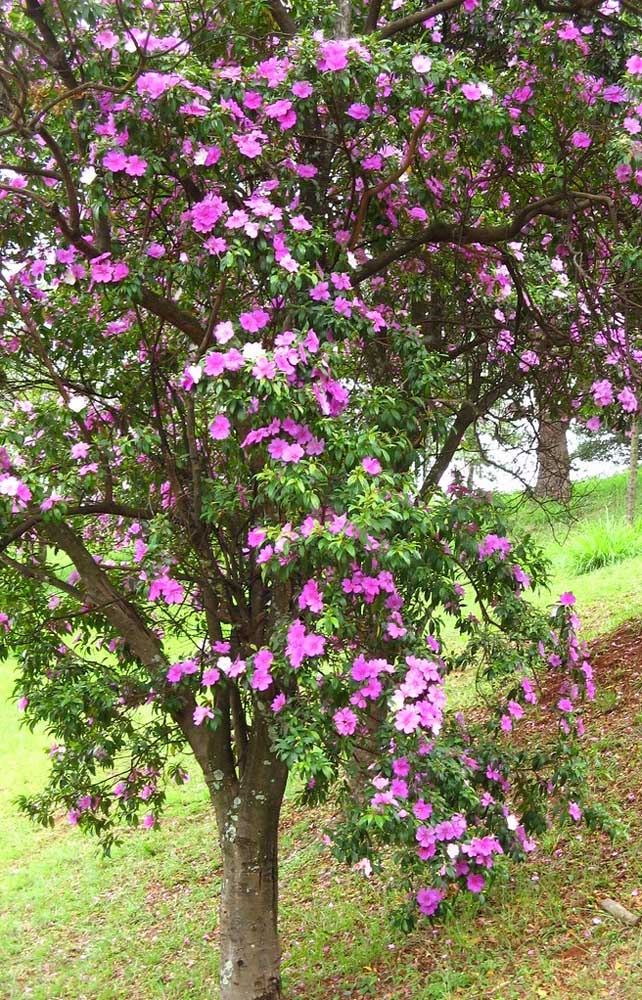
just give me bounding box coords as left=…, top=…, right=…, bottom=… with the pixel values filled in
left=349, top=109, right=430, bottom=250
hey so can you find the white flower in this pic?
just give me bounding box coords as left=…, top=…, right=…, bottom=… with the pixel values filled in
left=68, top=395, right=88, bottom=412
left=241, top=342, right=265, bottom=361
left=80, top=166, right=97, bottom=185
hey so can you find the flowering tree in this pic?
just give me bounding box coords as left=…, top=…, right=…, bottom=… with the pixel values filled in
left=0, top=1, right=640, bottom=997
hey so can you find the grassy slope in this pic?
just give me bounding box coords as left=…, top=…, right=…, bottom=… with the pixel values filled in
left=2, top=472, right=642, bottom=999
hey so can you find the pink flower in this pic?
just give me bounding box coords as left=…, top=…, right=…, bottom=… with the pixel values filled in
left=209, top=415, right=231, bottom=440
left=251, top=666, right=273, bottom=691
left=142, top=813, right=155, bottom=829
left=292, top=81, right=313, bottom=98
left=137, top=72, right=180, bottom=99
left=96, top=29, right=119, bottom=50
left=234, top=132, right=264, bottom=158
left=416, top=887, right=444, bottom=916
left=309, top=281, right=330, bottom=301
left=214, top=321, right=235, bottom=344
left=240, top=308, right=270, bottom=332
left=290, top=214, right=312, bottom=232
left=462, top=83, right=482, bottom=101
left=618, top=387, right=638, bottom=413
left=17, top=696, right=28, bottom=712
left=568, top=801, right=582, bottom=822
left=191, top=195, right=228, bottom=233
left=627, top=54, right=642, bottom=75
left=333, top=707, right=358, bottom=735
left=559, top=591, right=576, bottom=606
left=146, top=243, right=166, bottom=258
left=362, top=456, right=381, bottom=475
left=124, top=155, right=147, bottom=177
left=413, top=799, right=433, bottom=821
left=193, top=705, right=215, bottom=726
left=298, top=579, right=323, bottom=613
left=478, top=534, right=512, bottom=560
left=513, top=564, right=531, bottom=589
left=466, top=873, right=486, bottom=893
left=271, top=692, right=287, bottom=713
left=201, top=668, right=220, bottom=686
left=412, top=55, right=432, bottom=74
left=558, top=697, right=574, bottom=713
left=395, top=706, right=421, bottom=734
left=203, top=352, right=226, bottom=377
left=248, top=527, right=267, bottom=548
left=148, top=574, right=184, bottom=605
left=252, top=357, right=277, bottom=380
left=571, top=131, right=592, bottom=149
left=91, top=260, right=113, bottom=282
left=592, top=379, right=613, bottom=406
left=103, top=149, right=127, bottom=172
left=318, top=40, right=349, bottom=72
left=347, top=103, right=370, bottom=121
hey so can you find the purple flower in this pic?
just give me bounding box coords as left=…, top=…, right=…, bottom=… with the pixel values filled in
left=209, top=415, right=231, bottom=440
left=462, top=83, right=482, bottom=101
left=362, top=456, right=382, bottom=475
left=568, top=801, right=582, bottom=822
left=416, top=887, right=444, bottom=916
left=591, top=379, right=613, bottom=407
left=571, top=131, right=591, bottom=149
left=466, top=873, right=486, bottom=893
left=559, top=591, right=576, bottom=606
left=193, top=705, right=215, bottom=726
left=347, top=103, right=371, bottom=121
left=271, top=693, right=286, bottom=713
left=333, top=707, right=358, bottom=736
left=618, top=387, right=638, bottom=413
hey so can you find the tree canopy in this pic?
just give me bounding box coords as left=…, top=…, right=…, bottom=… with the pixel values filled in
left=1, top=1, right=641, bottom=997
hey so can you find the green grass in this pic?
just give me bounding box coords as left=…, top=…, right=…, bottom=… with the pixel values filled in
left=563, top=516, right=642, bottom=576
left=3, top=470, right=642, bottom=998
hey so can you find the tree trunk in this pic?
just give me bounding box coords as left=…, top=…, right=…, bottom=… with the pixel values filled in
left=534, top=414, right=571, bottom=502
left=217, top=724, right=288, bottom=1000
left=219, top=826, right=282, bottom=1000
left=627, top=415, right=639, bottom=524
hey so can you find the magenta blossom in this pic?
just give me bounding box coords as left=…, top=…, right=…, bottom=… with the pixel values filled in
left=362, top=456, right=382, bottom=475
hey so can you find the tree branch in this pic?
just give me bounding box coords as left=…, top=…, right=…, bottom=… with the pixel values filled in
left=22, top=0, right=80, bottom=92
left=267, top=0, right=297, bottom=35
left=364, top=0, right=384, bottom=32
left=46, top=521, right=240, bottom=807
left=378, top=0, right=465, bottom=40
left=351, top=195, right=569, bottom=286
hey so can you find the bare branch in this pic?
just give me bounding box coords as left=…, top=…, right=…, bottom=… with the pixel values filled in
left=267, top=0, right=297, bottom=35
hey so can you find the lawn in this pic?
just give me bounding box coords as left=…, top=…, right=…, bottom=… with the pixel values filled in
left=2, top=472, right=642, bottom=999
